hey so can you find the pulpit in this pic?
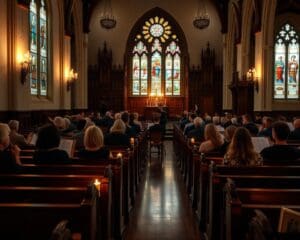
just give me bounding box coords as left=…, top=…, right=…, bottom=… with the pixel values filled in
left=229, top=72, right=255, bottom=115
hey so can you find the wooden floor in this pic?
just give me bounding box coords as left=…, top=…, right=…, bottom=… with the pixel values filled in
left=124, top=141, right=201, bottom=240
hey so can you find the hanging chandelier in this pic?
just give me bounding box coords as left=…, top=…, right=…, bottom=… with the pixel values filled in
left=193, top=0, right=210, bottom=29
left=100, top=0, right=116, bottom=29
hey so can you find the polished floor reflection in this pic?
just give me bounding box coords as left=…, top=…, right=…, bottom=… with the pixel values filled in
left=124, top=141, right=200, bottom=240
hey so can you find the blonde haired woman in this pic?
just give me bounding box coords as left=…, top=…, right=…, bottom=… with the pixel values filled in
left=224, top=127, right=262, bottom=166
left=78, top=125, right=109, bottom=159
left=199, top=123, right=224, bottom=153
left=105, top=119, right=130, bottom=146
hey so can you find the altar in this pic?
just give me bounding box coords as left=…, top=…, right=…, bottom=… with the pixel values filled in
left=143, top=106, right=168, bottom=121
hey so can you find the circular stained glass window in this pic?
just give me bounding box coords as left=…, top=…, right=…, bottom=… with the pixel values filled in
left=150, top=24, right=164, bottom=37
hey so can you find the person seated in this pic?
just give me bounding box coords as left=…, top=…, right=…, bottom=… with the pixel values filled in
left=242, top=114, right=259, bottom=136
left=219, top=125, right=237, bottom=155
left=260, top=121, right=300, bottom=163
left=129, top=113, right=141, bottom=135
left=203, top=113, right=212, bottom=124
left=99, top=111, right=114, bottom=129
left=183, top=113, right=197, bottom=135
left=199, top=123, right=224, bottom=153
left=0, top=123, right=22, bottom=172
left=104, top=119, right=130, bottom=146
left=78, top=125, right=109, bottom=160
left=149, top=113, right=164, bottom=133
left=179, top=110, right=189, bottom=130
left=33, top=124, right=70, bottom=164
left=121, top=111, right=136, bottom=137
left=258, top=116, right=273, bottom=139
left=187, top=117, right=204, bottom=142
left=8, top=120, right=31, bottom=147
left=158, top=107, right=168, bottom=134
left=288, top=118, right=300, bottom=141
left=224, top=127, right=262, bottom=166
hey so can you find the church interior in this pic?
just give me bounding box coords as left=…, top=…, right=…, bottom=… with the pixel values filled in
left=0, top=0, right=300, bottom=239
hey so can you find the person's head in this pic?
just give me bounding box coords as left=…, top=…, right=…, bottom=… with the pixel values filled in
left=242, top=114, right=252, bottom=125
left=204, top=123, right=223, bottom=147
left=8, top=120, right=20, bottom=132
left=36, top=124, right=60, bottom=149
left=114, top=112, right=121, bottom=120
left=272, top=121, right=290, bottom=142
left=121, top=112, right=129, bottom=124
left=231, top=117, right=238, bottom=125
left=84, top=126, right=104, bottom=150
left=293, top=119, right=300, bottom=129
left=133, top=112, right=139, bottom=121
left=224, top=125, right=237, bottom=142
left=194, top=117, right=204, bottom=128
left=0, top=123, right=10, bottom=149
left=189, top=113, right=197, bottom=122
left=227, top=127, right=256, bottom=165
left=110, top=119, right=126, bottom=134
left=212, top=116, right=220, bottom=125
left=52, top=116, right=66, bottom=130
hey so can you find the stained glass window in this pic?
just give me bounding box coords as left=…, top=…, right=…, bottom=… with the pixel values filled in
left=29, top=0, right=48, bottom=96
left=274, top=23, right=299, bottom=99
left=165, top=41, right=181, bottom=95
left=132, top=41, right=148, bottom=95
left=131, top=16, right=181, bottom=97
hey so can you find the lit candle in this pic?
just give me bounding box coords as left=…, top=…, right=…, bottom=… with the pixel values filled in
left=130, top=137, right=134, bottom=145
left=94, top=179, right=101, bottom=195
left=117, top=152, right=122, bottom=159
left=191, top=138, right=195, bottom=144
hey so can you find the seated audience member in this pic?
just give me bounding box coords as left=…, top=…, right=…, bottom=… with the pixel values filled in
left=100, top=111, right=114, bottom=129
left=180, top=111, right=189, bottom=130
left=129, top=113, right=141, bottom=135
left=187, top=117, right=204, bottom=142
left=199, top=123, right=224, bottom=153
left=8, top=120, right=31, bottom=147
left=104, top=119, right=130, bottom=146
left=121, top=111, right=136, bottom=137
left=73, top=119, right=87, bottom=149
left=288, top=118, right=300, bottom=141
left=260, top=121, right=300, bottom=163
left=78, top=125, right=109, bottom=160
left=0, top=123, right=22, bottom=172
left=258, top=117, right=273, bottom=139
left=242, top=114, right=259, bottom=136
left=133, top=112, right=143, bottom=129
left=219, top=125, right=237, bottom=154
left=149, top=113, right=163, bottom=132
left=183, top=113, right=197, bottom=135
left=203, top=113, right=212, bottom=124
left=224, top=127, right=262, bottom=166
left=33, top=124, right=70, bottom=164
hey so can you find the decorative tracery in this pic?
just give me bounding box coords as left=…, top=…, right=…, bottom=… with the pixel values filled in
left=132, top=16, right=181, bottom=97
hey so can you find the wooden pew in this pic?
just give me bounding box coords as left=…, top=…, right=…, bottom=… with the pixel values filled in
left=0, top=183, right=100, bottom=240
left=224, top=180, right=300, bottom=240
left=207, top=163, right=300, bottom=240
left=14, top=163, right=123, bottom=239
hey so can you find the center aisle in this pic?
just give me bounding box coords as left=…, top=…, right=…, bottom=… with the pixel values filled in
left=124, top=141, right=201, bottom=240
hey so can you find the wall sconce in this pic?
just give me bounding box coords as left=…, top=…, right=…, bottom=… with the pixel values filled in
left=67, top=68, right=78, bottom=91
left=247, top=68, right=259, bottom=92
left=20, top=51, right=31, bottom=84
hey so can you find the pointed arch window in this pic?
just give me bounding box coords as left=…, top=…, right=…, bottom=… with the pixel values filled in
left=274, top=23, right=299, bottom=99
left=29, top=0, right=48, bottom=96
left=131, top=16, right=181, bottom=96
